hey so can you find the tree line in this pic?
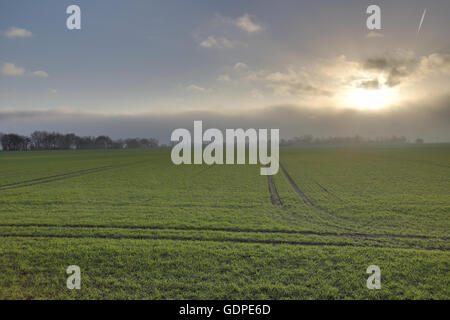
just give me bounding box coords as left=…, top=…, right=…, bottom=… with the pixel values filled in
left=0, top=131, right=159, bottom=151
left=280, top=135, right=424, bottom=146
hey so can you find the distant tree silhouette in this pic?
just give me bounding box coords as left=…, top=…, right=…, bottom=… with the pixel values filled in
left=280, top=135, right=413, bottom=146
left=1, top=134, right=29, bottom=151
left=0, top=131, right=159, bottom=151
left=125, top=138, right=140, bottom=149
left=95, top=136, right=113, bottom=149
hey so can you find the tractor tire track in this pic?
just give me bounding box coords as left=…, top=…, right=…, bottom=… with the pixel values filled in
left=0, top=233, right=447, bottom=252
left=191, top=164, right=216, bottom=178
left=277, top=161, right=358, bottom=233
left=279, top=162, right=314, bottom=206
left=0, top=167, right=114, bottom=191
left=267, top=175, right=282, bottom=206
left=0, top=161, right=146, bottom=191
left=0, top=166, right=114, bottom=188
left=0, top=223, right=447, bottom=241
left=313, top=180, right=344, bottom=202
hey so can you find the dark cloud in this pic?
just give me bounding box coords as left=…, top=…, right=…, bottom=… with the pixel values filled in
left=1, top=95, right=450, bottom=143
left=362, top=52, right=450, bottom=88
left=385, top=67, right=410, bottom=87
left=363, top=55, right=415, bottom=88
left=358, top=78, right=380, bottom=90
left=364, top=58, right=390, bottom=71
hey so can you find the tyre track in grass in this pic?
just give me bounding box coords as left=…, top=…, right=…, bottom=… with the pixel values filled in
left=313, top=180, right=344, bottom=202
left=0, top=160, right=147, bottom=191
left=0, top=223, right=447, bottom=241
left=190, top=164, right=216, bottom=179
left=0, top=233, right=447, bottom=252
left=267, top=175, right=282, bottom=206
left=276, top=161, right=443, bottom=236
left=276, top=160, right=356, bottom=233
left=0, top=166, right=114, bottom=191
left=279, top=162, right=314, bottom=207
left=0, top=166, right=114, bottom=188
left=266, top=160, right=351, bottom=232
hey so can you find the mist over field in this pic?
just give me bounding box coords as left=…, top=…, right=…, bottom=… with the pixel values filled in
left=1, top=96, right=449, bottom=143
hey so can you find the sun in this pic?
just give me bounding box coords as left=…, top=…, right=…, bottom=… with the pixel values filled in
left=346, top=88, right=396, bottom=110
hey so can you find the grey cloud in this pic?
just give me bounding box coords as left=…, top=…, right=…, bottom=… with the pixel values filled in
left=386, top=67, right=410, bottom=87
left=363, top=56, right=414, bottom=88
left=364, top=58, right=390, bottom=71
left=269, top=82, right=332, bottom=96
left=362, top=52, right=450, bottom=88
left=250, top=69, right=332, bottom=97
left=358, top=79, right=380, bottom=90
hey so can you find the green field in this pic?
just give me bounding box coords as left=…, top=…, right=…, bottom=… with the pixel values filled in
left=0, top=146, right=449, bottom=299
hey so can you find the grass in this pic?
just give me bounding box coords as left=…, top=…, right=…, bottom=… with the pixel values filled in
left=0, top=145, right=448, bottom=299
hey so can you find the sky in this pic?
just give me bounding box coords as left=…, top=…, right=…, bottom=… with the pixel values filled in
left=0, top=0, right=449, bottom=142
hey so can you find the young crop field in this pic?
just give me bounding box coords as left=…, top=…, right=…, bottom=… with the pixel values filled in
left=0, top=146, right=449, bottom=299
